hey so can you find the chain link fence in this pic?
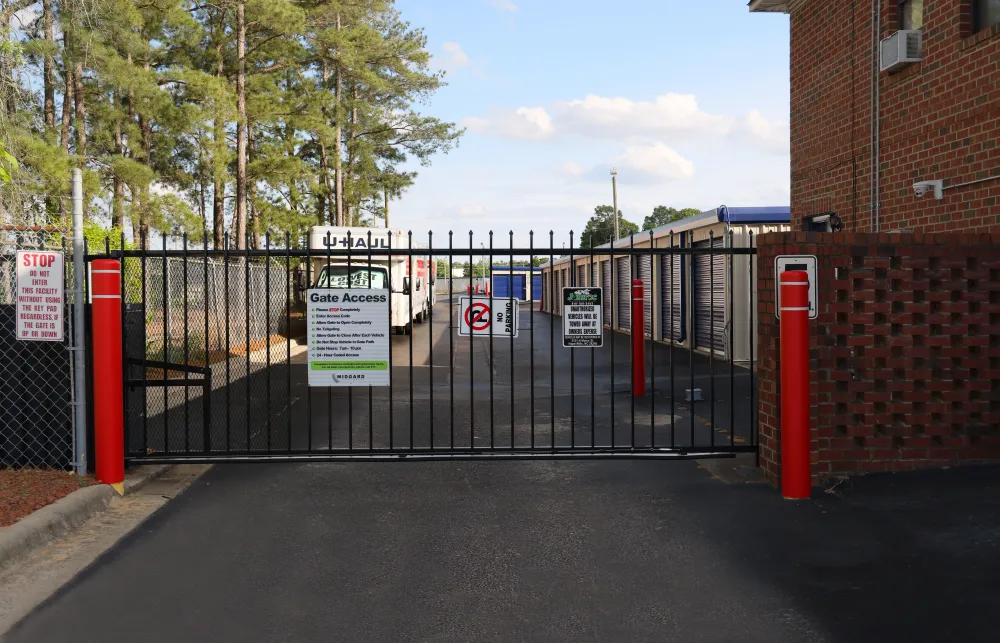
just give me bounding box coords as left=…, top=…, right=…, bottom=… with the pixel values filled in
left=121, top=253, right=296, bottom=454
left=0, top=227, right=79, bottom=470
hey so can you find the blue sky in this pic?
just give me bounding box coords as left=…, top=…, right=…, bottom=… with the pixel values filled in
left=392, top=0, right=790, bottom=248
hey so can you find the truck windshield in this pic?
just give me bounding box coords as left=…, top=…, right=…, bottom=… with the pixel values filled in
left=315, top=266, right=388, bottom=289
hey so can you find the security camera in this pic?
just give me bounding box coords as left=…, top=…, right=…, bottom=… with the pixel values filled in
left=913, top=180, right=943, bottom=200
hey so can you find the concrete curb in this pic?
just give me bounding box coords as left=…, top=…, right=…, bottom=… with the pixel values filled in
left=0, top=465, right=173, bottom=573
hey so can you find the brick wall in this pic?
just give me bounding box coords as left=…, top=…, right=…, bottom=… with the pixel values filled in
left=789, top=0, right=1000, bottom=233
left=756, top=231, right=1000, bottom=486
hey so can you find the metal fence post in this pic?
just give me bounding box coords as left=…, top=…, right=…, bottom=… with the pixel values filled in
left=72, top=168, right=87, bottom=476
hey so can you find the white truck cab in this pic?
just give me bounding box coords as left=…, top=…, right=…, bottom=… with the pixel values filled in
left=308, top=227, right=434, bottom=335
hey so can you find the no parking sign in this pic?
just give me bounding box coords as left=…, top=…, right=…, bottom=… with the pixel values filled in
left=458, top=297, right=519, bottom=337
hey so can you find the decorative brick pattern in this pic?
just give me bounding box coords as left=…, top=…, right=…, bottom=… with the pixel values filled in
left=757, top=231, right=1000, bottom=486
left=789, top=0, right=1000, bottom=234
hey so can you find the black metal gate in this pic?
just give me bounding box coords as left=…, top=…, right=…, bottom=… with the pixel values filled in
left=88, top=230, right=757, bottom=463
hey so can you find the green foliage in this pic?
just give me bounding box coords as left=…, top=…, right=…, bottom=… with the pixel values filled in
left=0, top=143, right=16, bottom=184
left=580, top=205, right=640, bottom=248
left=642, top=206, right=702, bottom=231
left=4, top=0, right=461, bottom=242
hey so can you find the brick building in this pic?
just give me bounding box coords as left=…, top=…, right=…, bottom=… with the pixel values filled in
left=751, top=0, right=1000, bottom=233
left=747, top=0, right=1000, bottom=487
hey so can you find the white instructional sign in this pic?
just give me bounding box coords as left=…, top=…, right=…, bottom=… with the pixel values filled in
left=15, top=250, right=64, bottom=342
left=307, top=288, right=390, bottom=386
left=458, top=296, right=519, bottom=338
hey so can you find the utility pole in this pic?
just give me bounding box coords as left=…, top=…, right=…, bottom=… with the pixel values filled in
left=71, top=169, right=87, bottom=476
left=610, top=167, right=619, bottom=241
left=384, top=188, right=389, bottom=228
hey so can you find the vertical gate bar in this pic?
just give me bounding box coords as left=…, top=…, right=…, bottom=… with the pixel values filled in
left=408, top=231, right=414, bottom=450
left=529, top=231, right=535, bottom=449
left=649, top=230, right=655, bottom=450
left=630, top=234, right=635, bottom=450
left=368, top=231, right=374, bottom=450
left=690, top=231, right=695, bottom=448
left=569, top=231, right=575, bottom=449
left=305, top=236, right=312, bottom=451
left=429, top=231, right=434, bottom=450
left=590, top=234, right=595, bottom=449
left=225, top=233, right=231, bottom=452
left=286, top=232, right=292, bottom=452
left=549, top=231, right=554, bottom=451
left=469, top=232, right=474, bottom=448
left=119, top=233, right=129, bottom=458
left=203, top=228, right=210, bottom=454
left=729, top=229, right=735, bottom=447
left=509, top=231, right=514, bottom=449
left=183, top=234, right=190, bottom=453
left=670, top=231, right=675, bottom=449
left=610, top=241, right=615, bottom=448
left=710, top=230, right=715, bottom=449
left=141, top=232, right=148, bottom=454
left=162, top=235, right=169, bottom=452
left=488, top=231, right=494, bottom=450
left=326, top=232, right=333, bottom=450
left=245, top=234, right=251, bottom=452
left=449, top=231, right=454, bottom=450
left=749, top=230, right=757, bottom=461
left=389, top=231, right=395, bottom=451
left=347, top=231, right=353, bottom=451
left=266, top=232, right=272, bottom=453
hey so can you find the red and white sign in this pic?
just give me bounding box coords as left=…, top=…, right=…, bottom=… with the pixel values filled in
left=458, top=296, right=519, bottom=338
left=15, top=250, right=65, bottom=342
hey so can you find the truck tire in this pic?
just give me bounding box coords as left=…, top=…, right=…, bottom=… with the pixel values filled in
left=404, top=321, right=413, bottom=335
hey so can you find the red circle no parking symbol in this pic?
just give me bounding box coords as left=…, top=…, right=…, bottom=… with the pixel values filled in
left=465, top=302, right=491, bottom=331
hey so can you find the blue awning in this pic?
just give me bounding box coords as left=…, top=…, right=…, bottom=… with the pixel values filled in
left=715, top=206, right=790, bottom=224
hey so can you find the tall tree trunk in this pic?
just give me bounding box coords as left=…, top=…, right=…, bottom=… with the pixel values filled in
left=212, top=13, right=225, bottom=249
left=234, top=0, right=247, bottom=249
left=42, top=0, right=55, bottom=133
left=138, top=113, right=151, bottom=244
left=346, top=82, right=358, bottom=225
left=112, top=91, right=123, bottom=229
left=318, top=139, right=332, bottom=225
left=333, top=13, right=343, bottom=227
left=248, top=119, right=259, bottom=249
left=58, top=34, right=72, bottom=221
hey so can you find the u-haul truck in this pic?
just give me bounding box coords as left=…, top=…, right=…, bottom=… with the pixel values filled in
left=308, top=226, right=436, bottom=335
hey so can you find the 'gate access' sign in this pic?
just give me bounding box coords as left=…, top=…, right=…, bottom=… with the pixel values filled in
left=307, top=289, right=390, bottom=386
left=562, top=287, right=603, bottom=348
left=16, top=250, right=64, bottom=342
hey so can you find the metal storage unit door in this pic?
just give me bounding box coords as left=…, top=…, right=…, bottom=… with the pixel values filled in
left=516, top=274, right=527, bottom=300
left=492, top=274, right=511, bottom=298
left=602, top=261, right=612, bottom=327
left=577, top=265, right=586, bottom=287
left=659, top=243, right=685, bottom=342
left=531, top=274, right=542, bottom=301
left=616, top=257, right=631, bottom=331
left=590, top=263, right=598, bottom=289
left=638, top=255, right=652, bottom=337
left=693, top=238, right=726, bottom=353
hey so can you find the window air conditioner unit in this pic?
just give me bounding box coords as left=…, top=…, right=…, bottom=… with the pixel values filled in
left=880, top=30, right=922, bottom=72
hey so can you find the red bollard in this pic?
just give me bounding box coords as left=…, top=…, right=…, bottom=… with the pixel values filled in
left=780, top=270, right=811, bottom=499
left=632, top=279, right=646, bottom=397
left=91, top=259, right=125, bottom=494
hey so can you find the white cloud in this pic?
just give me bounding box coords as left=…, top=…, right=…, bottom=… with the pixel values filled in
left=490, top=0, right=518, bottom=12
left=612, top=143, right=695, bottom=182
left=734, top=110, right=790, bottom=155
left=557, top=161, right=586, bottom=177
left=438, top=42, right=472, bottom=72
left=557, top=93, right=732, bottom=141
left=463, top=93, right=789, bottom=155
left=458, top=204, right=488, bottom=217
left=462, top=106, right=554, bottom=140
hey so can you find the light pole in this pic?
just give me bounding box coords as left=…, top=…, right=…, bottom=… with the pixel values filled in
left=610, top=167, right=619, bottom=242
